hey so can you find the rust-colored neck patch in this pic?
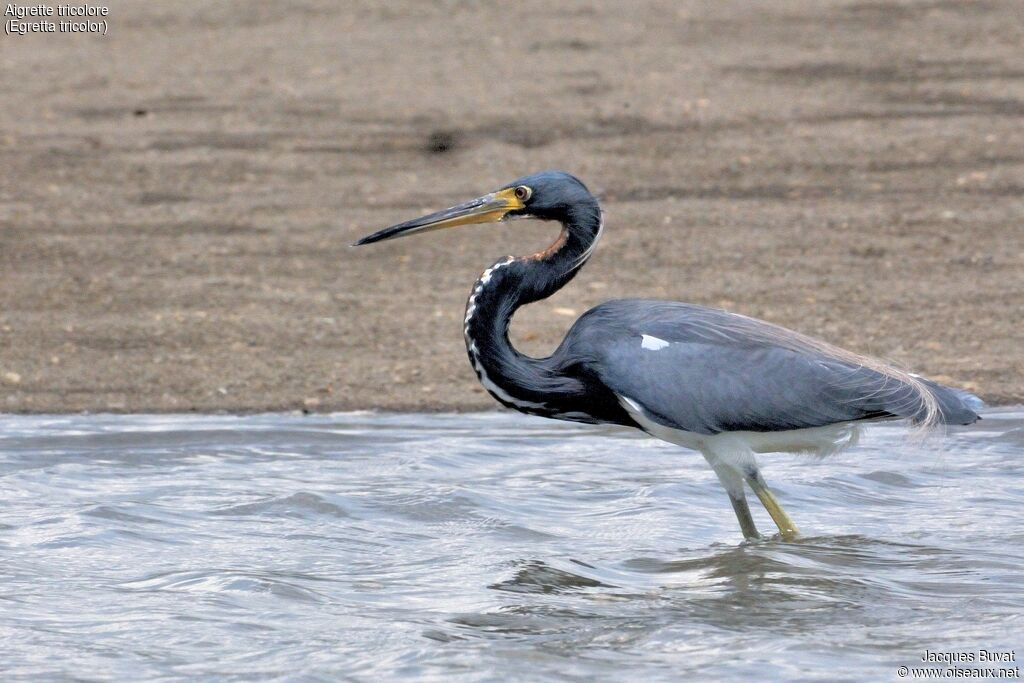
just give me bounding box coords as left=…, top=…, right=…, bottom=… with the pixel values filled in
left=528, top=225, right=569, bottom=261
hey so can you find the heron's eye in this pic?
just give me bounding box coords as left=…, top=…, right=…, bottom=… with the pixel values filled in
left=514, top=185, right=532, bottom=201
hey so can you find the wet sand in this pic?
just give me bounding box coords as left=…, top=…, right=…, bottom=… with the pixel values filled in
left=1, top=0, right=1021, bottom=413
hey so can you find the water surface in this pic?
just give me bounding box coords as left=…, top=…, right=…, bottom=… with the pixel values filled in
left=1, top=409, right=1022, bottom=680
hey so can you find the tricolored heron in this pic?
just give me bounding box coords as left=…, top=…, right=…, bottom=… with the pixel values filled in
left=354, top=171, right=981, bottom=541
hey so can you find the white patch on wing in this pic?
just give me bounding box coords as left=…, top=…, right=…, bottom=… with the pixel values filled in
left=640, top=334, right=670, bottom=351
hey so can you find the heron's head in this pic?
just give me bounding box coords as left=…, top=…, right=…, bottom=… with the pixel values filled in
left=352, top=171, right=599, bottom=246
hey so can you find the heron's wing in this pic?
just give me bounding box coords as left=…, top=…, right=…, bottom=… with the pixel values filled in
left=560, top=300, right=976, bottom=434
left=592, top=338, right=896, bottom=433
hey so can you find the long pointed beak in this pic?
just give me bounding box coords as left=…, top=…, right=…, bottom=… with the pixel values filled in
left=352, top=187, right=524, bottom=246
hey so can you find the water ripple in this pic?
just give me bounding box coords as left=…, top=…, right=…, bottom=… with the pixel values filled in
left=0, top=408, right=1021, bottom=679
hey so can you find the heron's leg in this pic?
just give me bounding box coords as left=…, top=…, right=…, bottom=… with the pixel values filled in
left=702, top=453, right=760, bottom=540
left=743, top=467, right=800, bottom=541
left=727, top=485, right=760, bottom=541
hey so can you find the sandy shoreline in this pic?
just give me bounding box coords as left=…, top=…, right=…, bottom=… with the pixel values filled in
left=1, top=1, right=1021, bottom=413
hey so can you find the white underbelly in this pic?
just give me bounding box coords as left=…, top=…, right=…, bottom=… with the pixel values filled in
left=618, top=395, right=862, bottom=456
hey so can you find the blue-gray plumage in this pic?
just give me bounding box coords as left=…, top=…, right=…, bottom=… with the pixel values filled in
left=354, top=170, right=981, bottom=541
left=554, top=300, right=981, bottom=435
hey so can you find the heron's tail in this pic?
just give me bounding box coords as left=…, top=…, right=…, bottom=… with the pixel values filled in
left=918, top=379, right=983, bottom=425
left=859, top=372, right=982, bottom=427
left=886, top=377, right=983, bottom=426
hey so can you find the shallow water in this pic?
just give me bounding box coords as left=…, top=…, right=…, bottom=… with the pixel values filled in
left=1, top=409, right=1022, bottom=681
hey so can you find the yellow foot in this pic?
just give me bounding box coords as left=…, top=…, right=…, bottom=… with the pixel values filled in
left=748, top=479, right=800, bottom=540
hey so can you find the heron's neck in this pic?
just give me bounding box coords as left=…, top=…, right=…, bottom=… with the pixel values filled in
left=463, top=214, right=602, bottom=414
